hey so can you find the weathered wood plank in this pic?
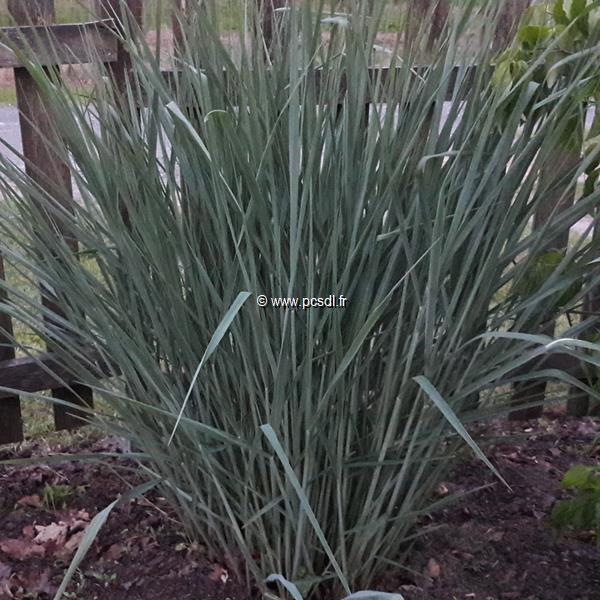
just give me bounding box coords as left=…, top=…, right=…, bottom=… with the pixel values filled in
left=0, top=396, right=23, bottom=443
left=0, top=351, right=587, bottom=401
left=94, top=0, right=143, bottom=225
left=0, top=352, right=114, bottom=399
left=171, top=0, right=185, bottom=54
left=95, top=0, right=143, bottom=95
left=569, top=219, right=600, bottom=416
left=0, top=20, right=118, bottom=69
left=257, top=0, right=287, bottom=56
left=510, top=131, right=582, bottom=419
left=10, top=0, right=94, bottom=431
left=494, top=0, right=532, bottom=53
left=0, top=354, right=76, bottom=398
left=0, top=255, right=23, bottom=444
left=406, top=1, right=450, bottom=51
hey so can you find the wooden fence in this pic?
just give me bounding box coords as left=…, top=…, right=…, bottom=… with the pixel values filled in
left=0, top=0, right=597, bottom=444
left=0, top=0, right=139, bottom=443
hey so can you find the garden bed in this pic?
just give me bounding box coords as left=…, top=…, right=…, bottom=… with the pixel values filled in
left=0, top=409, right=599, bottom=600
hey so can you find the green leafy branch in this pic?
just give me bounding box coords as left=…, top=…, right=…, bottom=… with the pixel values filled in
left=494, top=0, right=600, bottom=193
left=552, top=464, right=600, bottom=544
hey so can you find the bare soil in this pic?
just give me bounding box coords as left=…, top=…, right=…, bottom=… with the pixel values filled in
left=0, top=409, right=599, bottom=599
left=392, top=409, right=600, bottom=600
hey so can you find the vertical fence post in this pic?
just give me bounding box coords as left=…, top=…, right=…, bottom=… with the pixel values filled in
left=172, top=0, right=185, bottom=55
left=493, top=0, right=531, bottom=53
left=568, top=221, right=600, bottom=416
left=95, top=0, right=143, bottom=96
left=95, top=0, right=143, bottom=229
left=256, top=0, right=287, bottom=59
left=406, top=1, right=449, bottom=51
left=429, top=1, right=449, bottom=50
left=258, top=0, right=276, bottom=53
left=510, top=141, right=581, bottom=420
left=8, top=0, right=94, bottom=430
left=0, top=257, right=23, bottom=444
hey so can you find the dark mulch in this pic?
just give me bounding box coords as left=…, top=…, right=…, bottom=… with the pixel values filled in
left=0, top=409, right=599, bottom=600
left=0, top=435, right=250, bottom=600
left=396, top=409, right=600, bottom=600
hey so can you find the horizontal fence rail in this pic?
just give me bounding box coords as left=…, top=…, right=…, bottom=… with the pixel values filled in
left=0, top=20, right=118, bottom=68
left=0, top=0, right=136, bottom=443
left=0, top=349, right=590, bottom=400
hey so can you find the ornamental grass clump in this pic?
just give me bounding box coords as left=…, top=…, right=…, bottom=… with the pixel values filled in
left=0, top=0, right=599, bottom=597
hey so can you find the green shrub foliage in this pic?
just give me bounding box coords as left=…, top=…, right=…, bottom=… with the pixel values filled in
left=552, top=464, right=600, bottom=544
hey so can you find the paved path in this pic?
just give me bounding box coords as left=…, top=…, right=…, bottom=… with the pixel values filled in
left=0, top=106, right=22, bottom=158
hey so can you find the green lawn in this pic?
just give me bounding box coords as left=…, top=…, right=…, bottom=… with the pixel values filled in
left=0, top=0, right=95, bottom=25
left=0, top=0, right=267, bottom=27
left=0, top=0, right=170, bottom=27
left=0, top=0, right=514, bottom=42
left=0, top=0, right=438, bottom=31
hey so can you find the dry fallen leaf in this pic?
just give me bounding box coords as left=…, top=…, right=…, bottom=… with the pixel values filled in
left=487, top=529, right=504, bottom=542
left=21, top=525, right=35, bottom=539
left=208, top=564, right=229, bottom=584
left=16, top=495, right=42, bottom=509
left=0, top=579, right=12, bottom=599
left=0, top=538, right=45, bottom=561
left=67, top=516, right=89, bottom=534
left=0, top=561, right=11, bottom=579
left=14, top=569, right=55, bottom=596
left=436, top=483, right=449, bottom=496
left=57, top=531, right=84, bottom=559
left=34, top=522, right=68, bottom=546
left=71, top=510, right=90, bottom=523
left=425, top=557, right=441, bottom=579
left=103, top=542, right=126, bottom=562
left=179, top=560, right=199, bottom=576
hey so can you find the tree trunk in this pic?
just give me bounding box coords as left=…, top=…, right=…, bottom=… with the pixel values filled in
left=494, top=0, right=532, bottom=52
left=406, top=0, right=449, bottom=51
left=429, top=0, right=449, bottom=49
